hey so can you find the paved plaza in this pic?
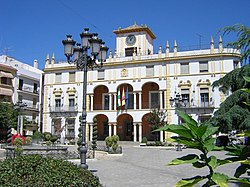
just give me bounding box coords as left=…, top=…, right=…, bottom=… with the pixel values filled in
left=0, top=143, right=242, bottom=187
left=86, top=143, right=240, bottom=187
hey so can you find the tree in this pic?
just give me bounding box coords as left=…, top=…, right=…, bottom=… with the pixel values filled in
left=210, top=65, right=250, bottom=133
left=147, top=108, right=166, bottom=131
left=0, top=102, right=19, bottom=141
left=0, top=102, right=19, bottom=129
left=220, top=24, right=250, bottom=62
left=147, top=108, right=167, bottom=141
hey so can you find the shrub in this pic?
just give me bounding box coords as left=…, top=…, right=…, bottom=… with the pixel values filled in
left=13, top=137, right=24, bottom=147
left=112, top=143, right=118, bottom=152
left=105, top=136, right=113, bottom=148
left=33, top=131, right=43, bottom=139
left=43, top=132, right=52, bottom=141
left=0, top=155, right=102, bottom=186
left=112, top=135, right=119, bottom=143
left=25, top=137, right=32, bottom=145
left=142, top=137, right=148, bottom=144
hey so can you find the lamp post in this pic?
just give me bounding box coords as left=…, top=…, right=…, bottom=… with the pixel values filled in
left=15, top=101, right=27, bottom=135
left=169, top=93, right=188, bottom=151
left=62, top=28, right=108, bottom=169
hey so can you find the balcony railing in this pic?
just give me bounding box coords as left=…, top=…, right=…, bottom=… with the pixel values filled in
left=50, top=105, right=78, bottom=113
left=179, top=100, right=215, bottom=108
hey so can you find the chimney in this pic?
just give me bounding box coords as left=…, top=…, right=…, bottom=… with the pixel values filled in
left=34, top=60, right=38, bottom=69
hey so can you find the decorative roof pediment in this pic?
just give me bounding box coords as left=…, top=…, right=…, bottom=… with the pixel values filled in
left=53, top=88, right=63, bottom=95
left=66, top=87, right=76, bottom=94
left=197, top=79, right=211, bottom=86
left=178, top=80, right=192, bottom=87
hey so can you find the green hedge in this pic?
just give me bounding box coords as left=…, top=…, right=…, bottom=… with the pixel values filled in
left=0, top=155, right=102, bottom=187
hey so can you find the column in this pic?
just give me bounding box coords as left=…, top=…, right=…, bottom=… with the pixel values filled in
left=61, top=117, right=66, bottom=144
left=89, top=123, right=93, bottom=141
left=138, top=123, right=142, bottom=143
left=109, top=93, right=112, bottom=110
left=90, top=94, right=94, bottom=111
left=114, top=93, right=117, bottom=110
left=133, top=123, right=137, bottom=142
left=109, top=123, right=112, bottom=137
left=139, top=92, right=142, bottom=110
left=160, top=131, right=164, bottom=142
left=133, top=93, right=137, bottom=110
left=159, top=91, right=163, bottom=109
left=113, top=123, right=117, bottom=135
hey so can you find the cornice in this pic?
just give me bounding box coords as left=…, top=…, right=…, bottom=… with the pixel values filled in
left=43, top=52, right=241, bottom=72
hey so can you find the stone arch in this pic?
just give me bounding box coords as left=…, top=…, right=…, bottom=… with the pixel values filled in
left=116, top=113, right=133, bottom=141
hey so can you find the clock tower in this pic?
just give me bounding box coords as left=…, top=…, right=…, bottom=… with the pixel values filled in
left=113, top=23, right=156, bottom=57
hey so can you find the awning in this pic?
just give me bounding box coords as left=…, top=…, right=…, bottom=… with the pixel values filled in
left=0, top=87, right=13, bottom=96
left=0, top=71, right=14, bottom=79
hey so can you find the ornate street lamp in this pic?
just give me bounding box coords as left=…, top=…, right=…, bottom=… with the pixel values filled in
left=169, top=92, right=183, bottom=151
left=62, top=28, right=108, bottom=169
left=15, top=101, right=27, bottom=135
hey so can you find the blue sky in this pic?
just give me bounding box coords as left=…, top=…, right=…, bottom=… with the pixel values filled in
left=0, top=0, right=249, bottom=69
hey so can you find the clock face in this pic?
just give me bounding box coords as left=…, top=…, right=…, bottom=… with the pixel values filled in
left=126, top=35, right=136, bottom=45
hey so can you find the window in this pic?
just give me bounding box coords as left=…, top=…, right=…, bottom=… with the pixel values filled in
left=103, top=94, right=109, bottom=110
left=125, top=47, right=137, bottom=57
left=19, top=79, right=23, bottom=90
left=98, top=69, right=105, bottom=80
left=181, top=89, right=190, bottom=107
left=1, top=77, right=7, bottom=84
left=199, top=115, right=211, bottom=123
left=55, top=99, right=61, bottom=107
left=233, top=61, right=239, bottom=69
left=127, top=93, right=134, bottom=109
left=200, top=88, right=209, bottom=107
left=150, top=91, right=159, bottom=109
left=18, top=95, right=23, bottom=102
left=33, top=98, right=37, bottom=108
left=146, top=65, right=154, bottom=77
left=69, top=72, right=75, bottom=82
left=69, top=98, right=75, bottom=107
left=66, top=118, right=75, bottom=138
left=33, top=83, right=38, bottom=93
left=199, top=61, right=208, bottom=73
left=55, top=73, right=62, bottom=83
left=180, top=63, right=189, bottom=74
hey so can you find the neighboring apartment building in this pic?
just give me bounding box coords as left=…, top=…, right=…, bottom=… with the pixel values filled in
left=42, top=24, right=241, bottom=143
left=0, top=55, right=43, bottom=135
left=0, top=63, right=16, bottom=102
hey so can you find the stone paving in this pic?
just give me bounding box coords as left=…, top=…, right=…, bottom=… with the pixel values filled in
left=86, top=143, right=241, bottom=187
left=0, top=143, right=242, bottom=187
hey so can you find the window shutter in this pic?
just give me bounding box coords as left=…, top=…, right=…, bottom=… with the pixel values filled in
left=146, top=65, right=154, bottom=77
left=180, top=63, right=189, bottom=74
left=69, top=72, right=75, bottom=82
left=199, top=61, right=208, bottom=72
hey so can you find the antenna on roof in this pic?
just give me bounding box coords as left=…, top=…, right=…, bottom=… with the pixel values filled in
left=1, top=47, right=15, bottom=56
left=196, top=33, right=204, bottom=49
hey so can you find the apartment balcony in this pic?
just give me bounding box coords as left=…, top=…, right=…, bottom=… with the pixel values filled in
left=178, top=100, right=215, bottom=114
left=50, top=105, right=78, bottom=117
left=18, top=86, right=39, bottom=96
left=25, top=103, right=39, bottom=112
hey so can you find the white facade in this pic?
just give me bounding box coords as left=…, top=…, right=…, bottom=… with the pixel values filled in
left=42, top=24, right=241, bottom=143
left=0, top=55, right=43, bottom=134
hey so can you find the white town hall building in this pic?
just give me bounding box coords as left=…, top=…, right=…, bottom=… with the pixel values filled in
left=42, top=23, right=241, bottom=143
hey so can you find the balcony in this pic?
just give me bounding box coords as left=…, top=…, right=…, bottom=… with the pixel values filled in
left=18, top=86, right=39, bottom=96
left=50, top=105, right=78, bottom=117
left=65, top=133, right=75, bottom=140
left=178, top=100, right=215, bottom=114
